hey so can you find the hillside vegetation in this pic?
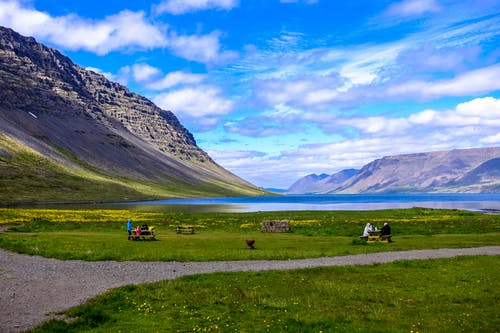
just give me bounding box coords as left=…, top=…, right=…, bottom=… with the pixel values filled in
left=0, top=134, right=263, bottom=203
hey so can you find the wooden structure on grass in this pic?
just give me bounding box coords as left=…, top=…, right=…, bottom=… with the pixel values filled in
left=262, top=219, right=290, bottom=232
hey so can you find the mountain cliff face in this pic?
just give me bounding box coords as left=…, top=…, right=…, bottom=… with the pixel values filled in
left=0, top=26, right=265, bottom=203
left=333, top=147, right=500, bottom=194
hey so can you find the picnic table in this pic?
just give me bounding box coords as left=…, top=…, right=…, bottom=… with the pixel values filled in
left=129, top=226, right=156, bottom=240
left=175, top=226, right=195, bottom=234
left=368, top=230, right=392, bottom=242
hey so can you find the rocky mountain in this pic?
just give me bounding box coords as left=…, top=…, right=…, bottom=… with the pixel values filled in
left=0, top=26, right=266, bottom=203
left=286, top=147, right=500, bottom=194
left=449, top=157, right=500, bottom=192
left=287, top=173, right=329, bottom=194
left=287, top=170, right=358, bottom=194
left=332, top=147, right=500, bottom=194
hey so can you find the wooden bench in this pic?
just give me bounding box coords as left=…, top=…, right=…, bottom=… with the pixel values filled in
left=129, top=227, right=156, bottom=240
left=175, top=226, right=195, bottom=234
left=380, top=234, right=392, bottom=242
left=368, top=230, right=381, bottom=242
left=360, top=231, right=392, bottom=243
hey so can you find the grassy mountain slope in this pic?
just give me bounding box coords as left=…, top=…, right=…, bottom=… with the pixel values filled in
left=0, top=134, right=262, bottom=204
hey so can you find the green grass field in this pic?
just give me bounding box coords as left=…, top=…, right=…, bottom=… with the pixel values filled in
left=1, top=207, right=498, bottom=261
left=30, top=256, right=500, bottom=333
left=0, top=207, right=499, bottom=332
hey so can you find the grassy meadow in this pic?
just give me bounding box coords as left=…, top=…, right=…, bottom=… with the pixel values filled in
left=30, top=256, right=500, bottom=333
left=0, top=207, right=499, bottom=332
left=0, top=207, right=499, bottom=261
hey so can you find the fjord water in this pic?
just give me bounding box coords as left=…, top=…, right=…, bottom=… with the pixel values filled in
left=119, top=193, right=500, bottom=213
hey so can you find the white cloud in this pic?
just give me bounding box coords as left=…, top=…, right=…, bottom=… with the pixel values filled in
left=0, top=1, right=235, bottom=64
left=262, top=104, right=303, bottom=118
left=480, top=133, right=500, bottom=144
left=115, top=66, right=132, bottom=85
left=424, top=65, right=500, bottom=98
left=167, top=31, right=237, bottom=64
left=280, top=0, right=318, bottom=4
left=408, top=97, right=500, bottom=127
left=337, top=44, right=403, bottom=87
left=0, top=1, right=168, bottom=55
left=153, top=86, right=234, bottom=118
left=256, top=76, right=342, bottom=108
left=456, top=96, right=500, bottom=119
left=305, top=89, right=339, bottom=105
left=387, top=64, right=500, bottom=100
left=408, top=109, right=437, bottom=124
left=146, top=71, right=206, bottom=90
left=336, top=97, right=500, bottom=138
left=257, top=79, right=314, bottom=105
left=154, top=0, right=239, bottom=15
left=126, top=63, right=206, bottom=89
left=341, top=117, right=411, bottom=135
left=207, top=148, right=301, bottom=189
left=385, top=0, right=440, bottom=17
left=131, top=63, right=161, bottom=82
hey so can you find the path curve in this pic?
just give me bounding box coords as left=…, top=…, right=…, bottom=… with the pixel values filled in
left=1, top=246, right=499, bottom=332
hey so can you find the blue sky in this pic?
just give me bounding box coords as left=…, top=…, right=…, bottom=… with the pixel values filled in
left=1, top=0, right=499, bottom=189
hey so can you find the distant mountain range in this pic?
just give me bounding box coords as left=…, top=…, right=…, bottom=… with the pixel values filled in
left=287, top=147, right=500, bottom=194
left=0, top=26, right=266, bottom=204
left=287, top=169, right=359, bottom=194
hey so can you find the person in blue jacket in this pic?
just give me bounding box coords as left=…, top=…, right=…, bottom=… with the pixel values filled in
left=127, top=219, right=133, bottom=240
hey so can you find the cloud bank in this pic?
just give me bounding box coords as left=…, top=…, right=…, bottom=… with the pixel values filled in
left=0, top=0, right=234, bottom=64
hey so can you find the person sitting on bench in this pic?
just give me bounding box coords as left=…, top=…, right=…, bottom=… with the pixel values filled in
left=381, top=222, right=391, bottom=235
left=381, top=222, right=392, bottom=242
left=360, top=223, right=371, bottom=239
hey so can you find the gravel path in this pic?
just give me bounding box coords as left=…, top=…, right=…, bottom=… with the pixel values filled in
left=1, top=246, right=499, bottom=332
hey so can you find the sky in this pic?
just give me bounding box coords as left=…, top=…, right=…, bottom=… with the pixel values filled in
left=1, top=0, right=499, bottom=189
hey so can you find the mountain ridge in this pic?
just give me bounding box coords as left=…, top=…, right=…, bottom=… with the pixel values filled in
left=287, top=147, right=500, bottom=194
left=287, top=169, right=358, bottom=194
left=0, top=26, right=266, bottom=203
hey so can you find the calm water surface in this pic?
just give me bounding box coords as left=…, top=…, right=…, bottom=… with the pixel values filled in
left=115, top=193, right=500, bottom=213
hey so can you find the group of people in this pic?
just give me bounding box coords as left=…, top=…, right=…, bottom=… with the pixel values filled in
left=127, top=219, right=154, bottom=239
left=362, top=222, right=391, bottom=238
